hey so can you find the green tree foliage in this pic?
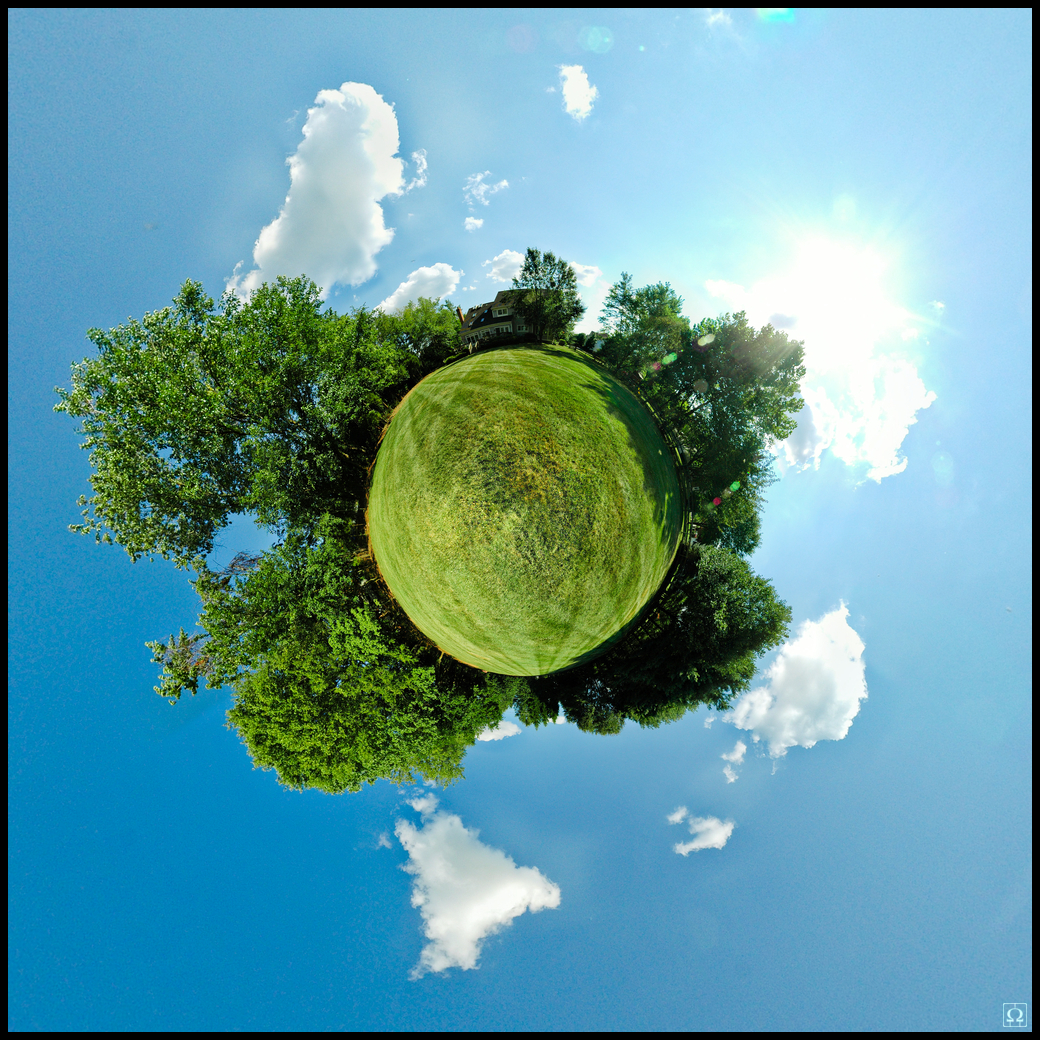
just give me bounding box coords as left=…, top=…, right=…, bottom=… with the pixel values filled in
left=57, top=262, right=804, bottom=785
left=509, top=247, right=586, bottom=344
left=595, top=273, right=806, bottom=556
left=54, top=277, right=417, bottom=566
left=528, top=544, right=792, bottom=734
left=167, top=517, right=509, bottom=793
left=382, top=296, right=463, bottom=377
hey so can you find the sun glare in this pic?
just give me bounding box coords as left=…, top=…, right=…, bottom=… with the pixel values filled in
left=760, top=237, right=911, bottom=371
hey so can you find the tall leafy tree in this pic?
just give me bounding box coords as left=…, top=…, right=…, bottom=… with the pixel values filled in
left=509, top=247, right=586, bottom=344
left=54, top=276, right=415, bottom=567
left=595, top=274, right=806, bottom=556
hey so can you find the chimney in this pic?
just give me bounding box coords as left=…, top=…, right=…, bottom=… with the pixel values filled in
left=456, top=305, right=465, bottom=326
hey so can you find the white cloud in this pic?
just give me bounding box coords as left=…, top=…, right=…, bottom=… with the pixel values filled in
left=476, top=721, right=522, bottom=742
left=464, top=171, right=509, bottom=208
left=705, top=238, right=937, bottom=481
left=376, top=263, right=461, bottom=313
left=725, top=604, right=867, bottom=758
left=395, top=797, right=561, bottom=978
left=377, top=832, right=393, bottom=849
left=464, top=217, right=484, bottom=232
left=721, top=739, right=747, bottom=783
left=554, top=715, right=567, bottom=725
left=703, top=714, right=717, bottom=728
left=408, top=793, right=440, bottom=815
left=558, top=65, right=599, bottom=121
left=705, top=9, right=733, bottom=28
left=671, top=815, right=735, bottom=855
left=569, top=262, right=602, bottom=287
left=483, top=249, right=525, bottom=283
left=228, top=82, right=411, bottom=300
left=405, top=148, right=428, bottom=191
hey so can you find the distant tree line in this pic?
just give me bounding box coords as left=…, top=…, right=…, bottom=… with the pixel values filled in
left=55, top=252, right=804, bottom=791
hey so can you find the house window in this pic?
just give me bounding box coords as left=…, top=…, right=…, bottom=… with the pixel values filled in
left=493, top=308, right=511, bottom=317
left=517, top=325, right=528, bottom=333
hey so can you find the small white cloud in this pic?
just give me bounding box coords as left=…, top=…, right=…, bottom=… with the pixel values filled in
left=674, top=816, right=735, bottom=855
left=228, top=82, right=408, bottom=300
left=396, top=805, right=561, bottom=978
left=705, top=9, right=733, bottom=28
left=377, top=832, right=393, bottom=849
left=930, top=300, right=945, bottom=313
left=464, top=217, right=484, bottom=232
left=721, top=740, right=746, bottom=765
left=483, top=249, right=525, bottom=283
left=721, top=739, right=746, bottom=783
left=725, top=604, right=867, bottom=758
left=464, top=171, right=509, bottom=208
left=666, top=806, right=689, bottom=825
left=404, top=148, right=428, bottom=192
left=408, top=793, right=440, bottom=816
left=569, top=262, right=602, bottom=287
left=476, top=721, right=522, bottom=742
left=554, top=715, right=567, bottom=725
left=558, top=65, right=599, bottom=122
left=377, top=263, right=461, bottom=313
left=703, top=714, right=717, bottom=729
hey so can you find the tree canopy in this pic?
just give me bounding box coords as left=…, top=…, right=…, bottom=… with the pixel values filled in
left=56, top=258, right=806, bottom=787
left=508, top=248, right=586, bottom=344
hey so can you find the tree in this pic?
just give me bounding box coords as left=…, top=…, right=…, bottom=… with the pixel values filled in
left=531, top=543, right=792, bottom=734
left=149, top=514, right=511, bottom=792
left=381, top=296, right=462, bottom=377
left=54, top=276, right=416, bottom=568
left=509, top=248, right=586, bottom=344
left=595, top=274, right=806, bottom=556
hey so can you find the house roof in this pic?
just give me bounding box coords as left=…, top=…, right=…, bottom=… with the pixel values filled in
left=461, top=290, right=515, bottom=331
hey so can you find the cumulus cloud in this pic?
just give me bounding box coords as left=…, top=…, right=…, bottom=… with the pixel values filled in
left=725, top=604, right=867, bottom=758
left=705, top=237, right=937, bottom=481
left=667, top=810, right=736, bottom=855
left=569, top=262, right=602, bottom=287
left=395, top=797, right=561, bottom=978
left=721, top=740, right=747, bottom=783
left=558, top=65, right=599, bottom=121
left=476, top=721, right=522, bottom=742
left=483, top=249, right=525, bottom=283
left=228, top=82, right=415, bottom=300
left=377, top=263, right=461, bottom=313
left=464, top=217, right=484, bottom=232
left=464, top=171, right=509, bottom=208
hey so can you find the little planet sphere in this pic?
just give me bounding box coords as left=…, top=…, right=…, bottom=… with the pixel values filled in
left=367, top=346, right=682, bottom=675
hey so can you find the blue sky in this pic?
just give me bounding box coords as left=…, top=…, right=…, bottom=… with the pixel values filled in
left=8, top=8, right=1031, bottom=1030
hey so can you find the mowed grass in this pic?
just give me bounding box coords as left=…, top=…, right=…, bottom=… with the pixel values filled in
left=367, top=346, right=682, bottom=675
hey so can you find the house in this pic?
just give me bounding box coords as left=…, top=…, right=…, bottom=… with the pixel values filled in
left=458, top=291, right=533, bottom=349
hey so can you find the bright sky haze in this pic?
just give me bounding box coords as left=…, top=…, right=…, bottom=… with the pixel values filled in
left=8, top=8, right=1031, bottom=1031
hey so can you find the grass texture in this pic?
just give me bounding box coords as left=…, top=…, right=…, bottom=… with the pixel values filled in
left=367, top=346, right=681, bottom=675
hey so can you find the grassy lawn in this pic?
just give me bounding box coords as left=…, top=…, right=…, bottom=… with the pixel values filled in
left=367, top=345, right=682, bottom=675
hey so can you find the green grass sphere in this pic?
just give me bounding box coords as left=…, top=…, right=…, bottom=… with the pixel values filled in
left=367, top=345, right=682, bottom=675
